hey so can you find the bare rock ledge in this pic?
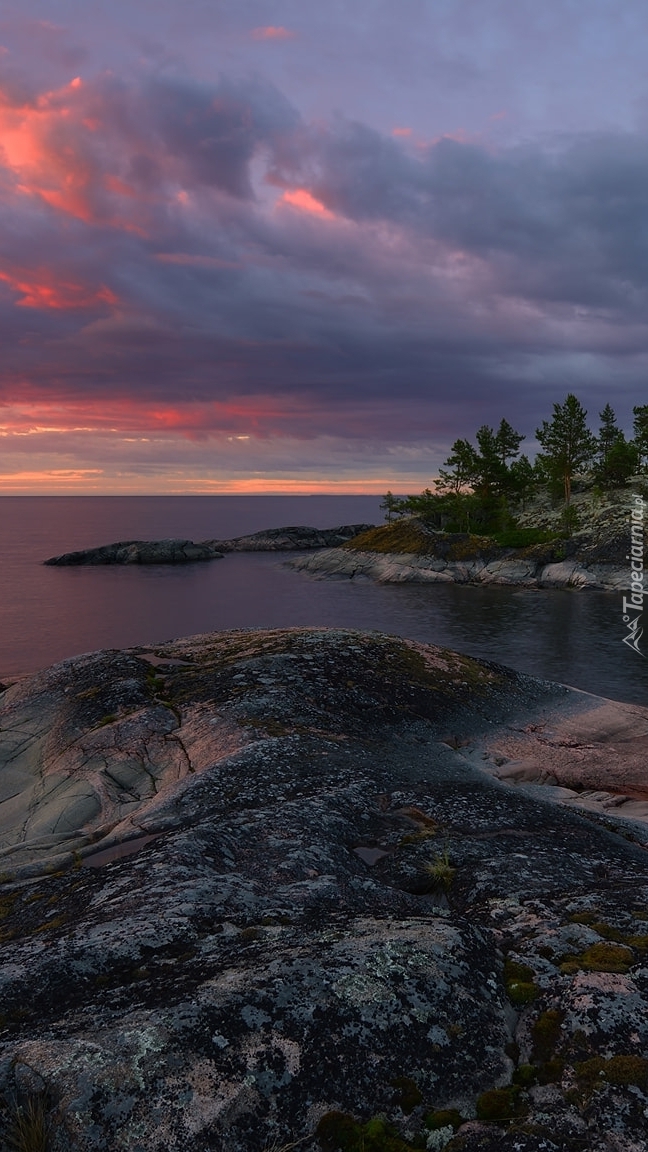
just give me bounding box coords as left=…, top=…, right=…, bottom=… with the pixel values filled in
left=1, top=628, right=648, bottom=1150
left=43, top=525, right=374, bottom=566
left=288, top=547, right=629, bottom=590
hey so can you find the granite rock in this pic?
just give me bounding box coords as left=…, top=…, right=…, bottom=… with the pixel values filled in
left=202, top=524, right=374, bottom=552
left=44, top=540, right=222, bottom=566
left=1, top=629, right=648, bottom=1151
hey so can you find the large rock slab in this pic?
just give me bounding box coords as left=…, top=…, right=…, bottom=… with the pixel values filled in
left=1, top=629, right=648, bottom=1150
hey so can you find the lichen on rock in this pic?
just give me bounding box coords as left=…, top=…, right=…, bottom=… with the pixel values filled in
left=1, top=628, right=648, bottom=1149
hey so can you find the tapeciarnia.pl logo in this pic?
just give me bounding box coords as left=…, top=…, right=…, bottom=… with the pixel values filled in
left=622, top=493, right=645, bottom=656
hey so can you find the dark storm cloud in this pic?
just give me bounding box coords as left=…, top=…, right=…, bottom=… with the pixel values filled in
left=1, top=64, right=647, bottom=449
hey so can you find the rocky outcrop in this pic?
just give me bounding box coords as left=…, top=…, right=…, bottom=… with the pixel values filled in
left=1, top=629, right=648, bottom=1150
left=202, top=523, right=374, bottom=552
left=44, top=539, right=222, bottom=566
left=288, top=545, right=629, bottom=590
left=43, top=525, right=374, bottom=566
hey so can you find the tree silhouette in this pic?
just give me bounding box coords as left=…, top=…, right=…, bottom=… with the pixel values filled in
left=535, top=394, right=596, bottom=504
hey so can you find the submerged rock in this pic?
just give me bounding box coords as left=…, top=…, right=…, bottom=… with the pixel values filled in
left=1, top=628, right=648, bottom=1150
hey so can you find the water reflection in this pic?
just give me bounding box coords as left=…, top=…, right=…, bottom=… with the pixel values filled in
left=0, top=496, right=644, bottom=705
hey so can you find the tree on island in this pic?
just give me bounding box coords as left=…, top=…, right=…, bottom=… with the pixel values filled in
left=436, top=439, right=480, bottom=494
left=379, top=491, right=406, bottom=523
left=535, top=393, right=596, bottom=504
left=591, top=403, right=637, bottom=488
left=634, top=405, right=648, bottom=469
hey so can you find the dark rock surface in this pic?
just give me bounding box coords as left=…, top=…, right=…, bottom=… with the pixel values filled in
left=203, top=523, right=374, bottom=551
left=1, top=629, right=648, bottom=1151
left=43, top=525, right=373, bottom=566
left=44, top=539, right=222, bottom=566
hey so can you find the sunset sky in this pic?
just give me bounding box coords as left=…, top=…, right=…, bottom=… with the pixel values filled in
left=1, top=0, right=647, bottom=492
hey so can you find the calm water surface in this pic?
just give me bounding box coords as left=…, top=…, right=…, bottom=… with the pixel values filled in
left=0, top=496, right=645, bottom=705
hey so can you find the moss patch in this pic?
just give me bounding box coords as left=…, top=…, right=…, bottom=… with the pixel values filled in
left=342, top=522, right=439, bottom=556
left=475, top=1086, right=524, bottom=1122
left=559, top=941, right=635, bottom=974
left=504, top=959, right=540, bottom=1007
left=576, top=1055, right=648, bottom=1092
left=531, top=1009, right=564, bottom=1062
left=316, top=1111, right=423, bottom=1151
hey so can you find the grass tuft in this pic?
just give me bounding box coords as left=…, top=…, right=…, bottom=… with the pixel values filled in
left=7, top=1094, right=50, bottom=1152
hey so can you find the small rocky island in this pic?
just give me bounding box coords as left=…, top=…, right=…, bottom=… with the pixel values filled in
left=1, top=628, right=648, bottom=1150
left=289, top=492, right=643, bottom=590
left=43, top=525, right=374, bottom=566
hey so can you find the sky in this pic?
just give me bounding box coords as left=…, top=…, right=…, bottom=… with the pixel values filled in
left=1, top=0, right=647, bottom=493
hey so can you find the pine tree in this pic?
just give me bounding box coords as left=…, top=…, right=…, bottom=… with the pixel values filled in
left=597, top=404, right=623, bottom=469
left=508, top=454, right=536, bottom=509
left=535, top=393, right=596, bottom=504
left=594, top=404, right=637, bottom=487
left=379, top=491, right=406, bottom=522
left=494, top=419, right=525, bottom=466
left=633, top=405, right=648, bottom=469
left=437, top=439, right=480, bottom=493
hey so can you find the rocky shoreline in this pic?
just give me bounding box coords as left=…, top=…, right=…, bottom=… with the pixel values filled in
left=287, top=545, right=627, bottom=590
left=2, top=628, right=648, bottom=1150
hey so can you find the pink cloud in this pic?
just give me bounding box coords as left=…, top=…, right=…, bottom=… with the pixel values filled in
left=278, top=188, right=335, bottom=219
left=0, top=266, right=117, bottom=310
left=250, top=26, right=297, bottom=41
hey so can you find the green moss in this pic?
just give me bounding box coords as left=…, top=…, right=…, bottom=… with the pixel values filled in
left=577, top=1055, right=648, bottom=1090
left=536, top=1058, right=564, bottom=1085
left=605, top=1055, right=648, bottom=1087
left=512, top=1064, right=538, bottom=1088
left=342, top=522, right=438, bottom=556
left=0, top=894, right=18, bottom=921
left=568, top=910, right=599, bottom=925
left=560, top=941, right=635, bottom=974
left=475, top=1086, right=522, bottom=1122
left=32, top=914, right=67, bottom=934
left=315, top=1111, right=421, bottom=1151
left=624, top=934, right=648, bottom=953
left=424, top=1109, right=463, bottom=1132
left=446, top=536, right=495, bottom=561
left=240, top=926, right=261, bottom=941
left=504, top=960, right=540, bottom=1006
left=490, top=528, right=559, bottom=548
left=531, top=1009, right=564, bottom=1062
left=391, top=1076, right=422, bottom=1114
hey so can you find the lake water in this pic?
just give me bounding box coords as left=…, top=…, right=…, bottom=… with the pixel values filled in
left=0, top=496, right=645, bottom=705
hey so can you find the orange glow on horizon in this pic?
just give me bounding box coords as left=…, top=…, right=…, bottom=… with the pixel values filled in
left=0, top=469, right=397, bottom=495
left=278, top=188, right=335, bottom=219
